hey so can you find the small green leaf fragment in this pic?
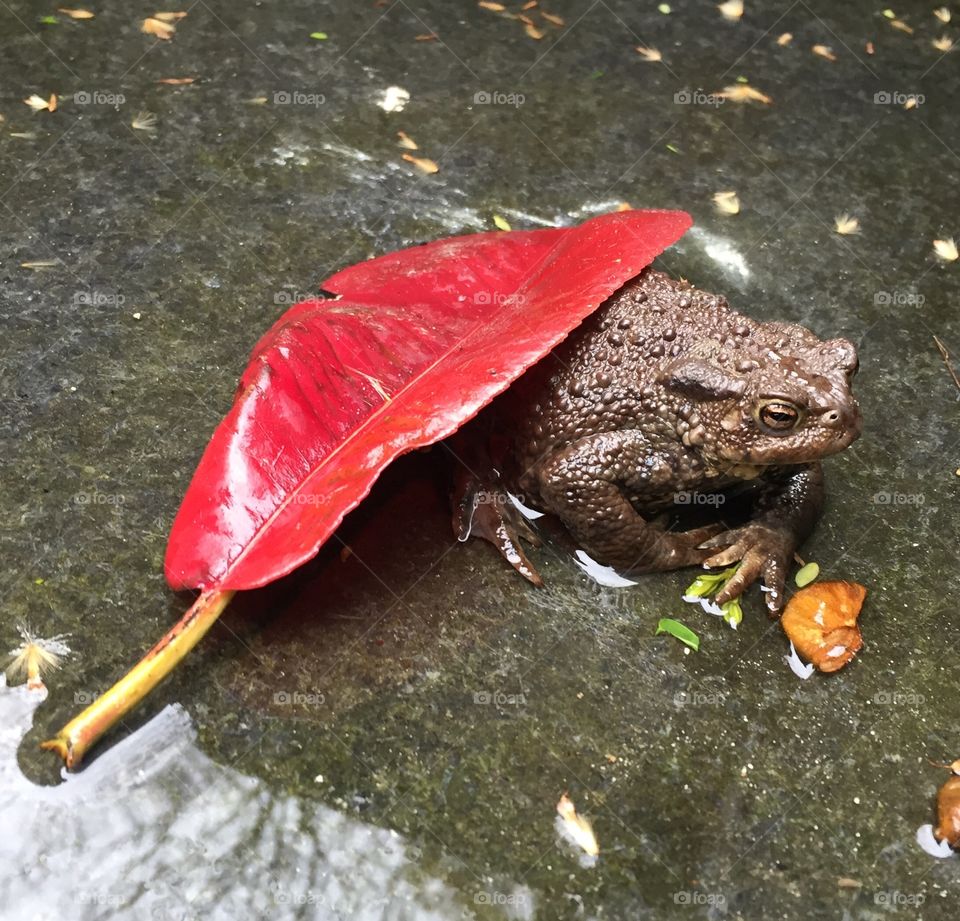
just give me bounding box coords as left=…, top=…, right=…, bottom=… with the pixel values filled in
left=720, top=598, right=743, bottom=629
left=658, top=3, right=671, bottom=13
left=493, top=214, right=512, bottom=231
left=310, top=31, right=329, bottom=40
left=882, top=9, right=896, bottom=19
left=683, top=564, right=740, bottom=599
left=795, top=561, right=820, bottom=588
left=656, top=618, right=700, bottom=651
left=39, top=15, right=59, bottom=24
left=735, top=74, right=749, bottom=83
left=665, top=143, right=680, bottom=154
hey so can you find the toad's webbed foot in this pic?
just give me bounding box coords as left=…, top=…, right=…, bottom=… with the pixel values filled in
left=453, top=470, right=544, bottom=587
left=699, top=523, right=793, bottom=614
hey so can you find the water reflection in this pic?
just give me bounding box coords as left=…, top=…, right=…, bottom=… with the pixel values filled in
left=0, top=678, right=485, bottom=921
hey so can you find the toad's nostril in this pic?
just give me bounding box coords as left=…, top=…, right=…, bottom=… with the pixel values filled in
left=823, top=409, right=841, bottom=425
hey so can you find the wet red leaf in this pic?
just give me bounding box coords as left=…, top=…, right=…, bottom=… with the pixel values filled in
left=164, top=210, right=692, bottom=590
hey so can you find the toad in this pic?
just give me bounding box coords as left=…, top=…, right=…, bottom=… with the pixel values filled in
left=453, top=268, right=861, bottom=613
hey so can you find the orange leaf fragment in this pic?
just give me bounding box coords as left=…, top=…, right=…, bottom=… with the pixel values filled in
left=812, top=44, right=837, bottom=61
left=57, top=8, right=95, bottom=18
left=396, top=130, right=418, bottom=150
left=541, top=11, right=564, bottom=25
left=524, top=21, right=545, bottom=39
left=935, top=762, right=960, bottom=849
left=153, top=11, right=188, bottom=22
left=157, top=76, right=196, bottom=85
left=780, top=580, right=867, bottom=673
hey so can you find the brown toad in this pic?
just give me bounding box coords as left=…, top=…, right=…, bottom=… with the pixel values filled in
left=453, top=268, right=861, bottom=613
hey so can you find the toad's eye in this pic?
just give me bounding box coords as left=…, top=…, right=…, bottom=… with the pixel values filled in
left=757, top=400, right=802, bottom=432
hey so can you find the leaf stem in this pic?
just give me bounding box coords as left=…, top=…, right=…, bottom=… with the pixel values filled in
left=41, top=588, right=235, bottom=769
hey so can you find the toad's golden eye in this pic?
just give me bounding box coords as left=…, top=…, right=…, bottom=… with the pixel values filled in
left=757, top=400, right=802, bottom=432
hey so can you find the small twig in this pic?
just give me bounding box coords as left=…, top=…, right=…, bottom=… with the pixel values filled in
left=933, top=336, right=960, bottom=394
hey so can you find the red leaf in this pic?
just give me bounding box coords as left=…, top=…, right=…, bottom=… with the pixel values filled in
left=164, top=210, right=692, bottom=590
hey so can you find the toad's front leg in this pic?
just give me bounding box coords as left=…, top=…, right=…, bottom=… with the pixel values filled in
left=534, top=431, right=722, bottom=572
left=703, top=462, right=825, bottom=614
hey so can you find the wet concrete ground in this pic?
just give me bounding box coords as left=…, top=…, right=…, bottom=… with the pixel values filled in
left=1, top=1, right=959, bottom=918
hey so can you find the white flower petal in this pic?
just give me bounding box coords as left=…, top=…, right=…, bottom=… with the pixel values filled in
left=916, top=824, right=956, bottom=858
left=507, top=491, right=545, bottom=520
left=573, top=550, right=638, bottom=588
left=785, top=641, right=815, bottom=680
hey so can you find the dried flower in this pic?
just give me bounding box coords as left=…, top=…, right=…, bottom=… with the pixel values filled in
left=24, top=93, right=57, bottom=113
left=718, top=0, right=744, bottom=21
left=141, top=17, right=175, bottom=39
left=718, top=83, right=773, bottom=104
left=834, top=214, right=860, bottom=235
left=6, top=624, right=72, bottom=690
left=713, top=190, right=741, bottom=215
left=556, top=793, right=599, bottom=857
left=402, top=153, right=439, bottom=174
left=131, top=111, right=158, bottom=131
left=933, top=238, right=958, bottom=262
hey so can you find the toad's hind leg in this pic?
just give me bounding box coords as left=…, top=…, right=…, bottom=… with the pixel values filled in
left=535, top=434, right=724, bottom=573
